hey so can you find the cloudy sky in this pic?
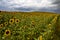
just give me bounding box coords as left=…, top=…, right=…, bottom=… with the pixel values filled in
left=0, top=0, right=60, bottom=13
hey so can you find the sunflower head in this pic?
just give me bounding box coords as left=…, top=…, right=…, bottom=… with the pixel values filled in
left=4, top=29, right=11, bottom=36
left=38, top=35, right=43, bottom=40
left=9, top=19, right=14, bottom=24
left=15, top=19, right=20, bottom=24
left=0, top=24, right=3, bottom=28
left=4, top=22, right=8, bottom=26
left=31, top=21, right=35, bottom=26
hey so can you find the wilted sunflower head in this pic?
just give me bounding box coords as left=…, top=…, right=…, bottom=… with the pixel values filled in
left=15, top=19, right=20, bottom=23
left=4, top=29, right=11, bottom=36
left=9, top=19, right=14, bottom=24
left=0, top=24, right=3, bottom=28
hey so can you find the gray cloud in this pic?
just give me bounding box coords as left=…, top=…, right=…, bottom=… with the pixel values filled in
left=53, top=0, right=60, bottom=9
left=53, top=0, right=60, bottom=4
left=0, top=0, right=59, bottom=13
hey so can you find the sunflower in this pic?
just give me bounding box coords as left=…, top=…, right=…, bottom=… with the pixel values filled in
left=4, top=22, right=8, bottom=26
left=4, top=29, right=11, bottom=36
left=15, top=19, right=20, bottom=23
left=31, top=21, right=35, bottom=26
left=38, top=35, right=43, bottom=40
left=9, top=19, right=14, bottom=24
left=0, top=24, right=3, bottom=28
left=48, top=24, right=51, bottom=29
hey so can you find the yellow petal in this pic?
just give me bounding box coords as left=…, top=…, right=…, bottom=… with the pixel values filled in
left=39, top=35, right=43, bottom=40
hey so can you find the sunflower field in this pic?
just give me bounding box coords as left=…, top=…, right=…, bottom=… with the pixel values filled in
left=0, top=12, right=60, bottom=40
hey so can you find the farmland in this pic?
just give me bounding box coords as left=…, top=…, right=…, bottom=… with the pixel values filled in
left=0, top=11, right=60, bottom=40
